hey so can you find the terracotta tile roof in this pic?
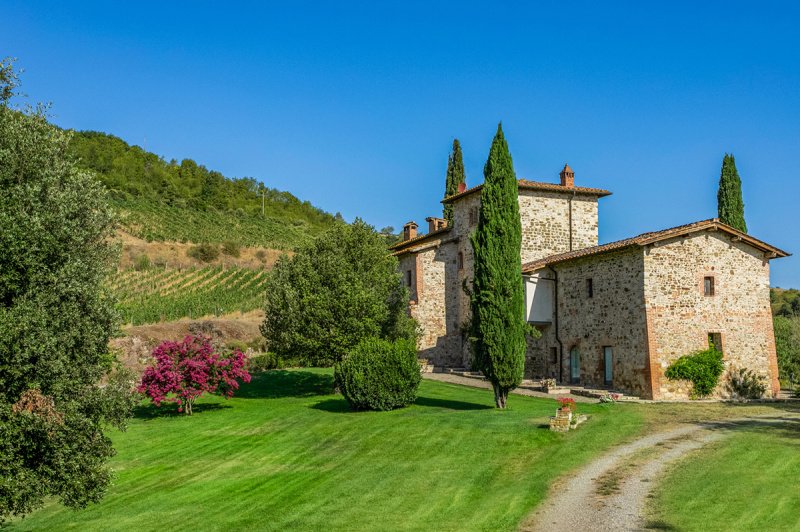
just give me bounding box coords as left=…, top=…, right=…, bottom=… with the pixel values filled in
left=521, top=219, right=790, bottom=273
left=442, top=179, right=612, bottom=203
left=389, top=225, right=452, bottom=253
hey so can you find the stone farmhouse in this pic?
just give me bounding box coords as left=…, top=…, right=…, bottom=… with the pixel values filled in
left=390, top=165, right=789, bottom=400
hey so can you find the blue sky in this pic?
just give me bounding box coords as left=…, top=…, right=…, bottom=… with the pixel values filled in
left=4, top=1, right=799, bottom=286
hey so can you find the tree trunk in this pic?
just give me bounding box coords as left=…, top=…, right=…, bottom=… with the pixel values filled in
left=493, top=383, right=508, bottom=409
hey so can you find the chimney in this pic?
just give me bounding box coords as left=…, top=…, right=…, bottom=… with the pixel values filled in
left=425, top=216, right=447, bottom=233
left=402, top=221, right=418, bottom=241
left=560, top=164, right=575, bottom=187
left=457, top=181, right=467, bottom=193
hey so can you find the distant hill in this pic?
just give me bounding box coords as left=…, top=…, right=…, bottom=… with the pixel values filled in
left=69, top=131, right=340, bottom=248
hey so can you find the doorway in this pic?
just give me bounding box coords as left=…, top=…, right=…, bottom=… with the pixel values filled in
left=603, top=346, right=613, bottom=386
left=569, top=347, right=580, bottom=384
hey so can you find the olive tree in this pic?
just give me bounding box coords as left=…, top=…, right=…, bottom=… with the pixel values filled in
left=0, top=59, right=135, bottom=523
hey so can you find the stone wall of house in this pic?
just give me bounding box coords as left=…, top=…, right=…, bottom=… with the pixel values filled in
left=527, top=248, right=651, bottom=397
left=643, top=231, right=780, bottom=399
left=397, top=237, right=463, bottom=367
left=447, top=188, right=601, bottom=368
left=519, top=191, right=599, bottom=262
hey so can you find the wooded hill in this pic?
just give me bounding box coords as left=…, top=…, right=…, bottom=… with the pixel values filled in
left=771, top=287, right=800, bottom=317
left=69, top=131, right=340, bottom=248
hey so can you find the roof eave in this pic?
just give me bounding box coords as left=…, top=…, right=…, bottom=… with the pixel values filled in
left=388, top=226, right=452, bottom=253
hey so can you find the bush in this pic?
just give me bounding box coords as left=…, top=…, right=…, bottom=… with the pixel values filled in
left=221, top=240, right=241, bottom=257
left=138, top=335, right=251, bottom=415
left=187, top=243, right=220, bottom=262
left=334, top=338, right=421, bottom=411
left=133, top=253, right=151, bottom=271
left=248, top=352, right=283, bottom=373
left=725, top=367, right=767, bottom=400
left=226, top=340, right=249, bottom=352
left=665, top=348, right=724, bottom=398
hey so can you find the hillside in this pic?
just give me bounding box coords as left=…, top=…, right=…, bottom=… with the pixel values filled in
left=69, top=130, right=340, bottom=248
left=771, top=287, right=800, bottom=317
left=63, top=130, right=340, bottom=325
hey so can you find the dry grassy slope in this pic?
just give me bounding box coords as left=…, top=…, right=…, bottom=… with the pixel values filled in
left=112, top=310, right=265, bottom=374
left=116, top=231, right=288, bottom=270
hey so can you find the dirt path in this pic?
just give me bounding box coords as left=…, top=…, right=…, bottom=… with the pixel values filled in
left=520, top=415, right=800, bottom=531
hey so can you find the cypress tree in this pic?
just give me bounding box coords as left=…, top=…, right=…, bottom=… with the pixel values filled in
left=469, top=124, right=526, bottom=409
left=717, top=153, right=747, bottom=233
left=442, top=139, right=466, bottom=224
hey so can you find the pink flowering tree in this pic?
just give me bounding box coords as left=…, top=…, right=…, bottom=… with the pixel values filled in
left=138, top=335, right=251, bottom=415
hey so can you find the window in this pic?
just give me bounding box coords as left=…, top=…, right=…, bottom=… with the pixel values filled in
left=586, top=278, right=594, bottom=298
left=550, top=347, right=558, bottom=365
left=704, top=276, right=715, bottom=296
left=708, top=332, right=723, bottom=353
left=405, top=270, right=412, bottom=288
left=457, top=251, right=464, bottom=271
left=469, top=206, right=479, bottom=225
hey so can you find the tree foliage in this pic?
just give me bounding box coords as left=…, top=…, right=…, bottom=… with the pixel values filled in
left=138, top=335, right=251, bottom=415
left=442, top=138, right=466, bottom=223
left=717, top=153, right=747, bottom=233
left=771, top=287, right=800, bottom=318
left=334, top=337, right=421, bottom=411
left=0, top=59, right=136, bottom=522
left=774, top=315, right=800, bottom=384
left=65, top=130, right=337, bottom=248
left=469, top=124, right=526, bottom=409
left=261, top=219, right=417, bottom=366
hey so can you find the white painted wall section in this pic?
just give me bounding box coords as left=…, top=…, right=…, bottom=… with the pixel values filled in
left=524, top=272, right=554, bottom=324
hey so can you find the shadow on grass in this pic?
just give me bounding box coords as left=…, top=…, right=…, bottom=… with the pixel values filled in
left=237, top=370, right=335, bottom=399
left=643, top=519, right=678, bottom=531
left=134, top=402, right=231, bottom=420
left=414, top=395, right=493, bottom=411
left=311, top=398, right=353, bottom=413
left=310, top=394, right=493, bottom=414
left=704, top=416, right=800, bottom=441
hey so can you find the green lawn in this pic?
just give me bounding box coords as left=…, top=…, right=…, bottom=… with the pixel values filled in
left=12, top=369, right=643, bottom=531
left=647, top=420, right=800, bottom=531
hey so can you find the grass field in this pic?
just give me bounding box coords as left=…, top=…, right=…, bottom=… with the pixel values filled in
left=11, top=370, right=644, bottom=531
left=647, top=419, right=800, bottom=531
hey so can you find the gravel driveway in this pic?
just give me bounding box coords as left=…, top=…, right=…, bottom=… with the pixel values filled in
left=520, top=415, right=800, bottom=531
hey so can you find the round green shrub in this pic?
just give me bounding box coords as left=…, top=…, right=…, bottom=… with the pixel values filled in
left=665, top=348, right=724, bottom=398
left=334, top=338, right=421, bottom=411
left=248, top=352, right=283, bottom=373
left=221, top=240, right=241, bottom=257
left=187, top=243, right=220, bottom=262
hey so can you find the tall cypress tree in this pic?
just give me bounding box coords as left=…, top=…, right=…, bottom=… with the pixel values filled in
left=442, top=139, right=466, bottom=224
left=469, top=124, right=526, bottom=409
left=717, top=153, right=747, bottom=233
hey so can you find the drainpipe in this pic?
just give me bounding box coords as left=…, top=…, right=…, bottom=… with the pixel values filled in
left=547, top=266, right=563, bottom=383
